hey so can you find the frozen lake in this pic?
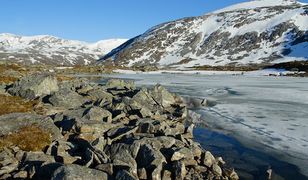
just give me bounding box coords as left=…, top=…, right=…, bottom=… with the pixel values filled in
left=97, top=73, right=308, bottom=178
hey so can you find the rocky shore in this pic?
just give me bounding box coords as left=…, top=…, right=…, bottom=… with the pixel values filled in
left=0, top=71, right=238, bottom=179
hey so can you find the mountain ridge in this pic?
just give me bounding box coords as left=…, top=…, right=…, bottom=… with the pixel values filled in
left=99, top=0, right=308, bottom=69
left=0, top=33, right=127, bottom=65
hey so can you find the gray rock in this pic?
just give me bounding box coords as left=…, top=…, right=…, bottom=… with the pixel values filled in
left=106, top=79, right=135, bottom=90
left=0, top=113, right=62, bottom=140
left=48, top=87, right=88, bottom=108
left=83, top=106, right=112, bottom=122
left=23, top=152, right=56, bottom=164
left=95, top=163, right=113, bottom=175
left=0, top=84, right=8, bottom=95
left=202, top=151, right=216, bottom=167
left=150, top=84, right=176, bottom=108
left=137, top=168, right=147, bottom=180
left=51, top=164, right=109, bottom=180
left=0, top=149, right=18, bottom=176
left=135, top=136, right=176, bottom=150
left=171, top=147, right=194, bottom=162
left=113, top=149, right=138, bottom=177
left=8, top=73, right=58, bottom=99
left=86, top=87, right=114, bottom=103
left=115, top=170, right=137, bottom=180
left=136, top=144, right=166, bottom=180
left=58, top=78, right=90, bottom=91
left=212, top=163, right=222, bottom=176
left=162, top=169, right=172, bottom=180
left=173, top=161, right=187, bottom=180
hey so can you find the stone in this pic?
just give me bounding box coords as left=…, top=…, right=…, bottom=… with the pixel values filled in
left=0, top=113, right=62, bottom=141
left=8, top=73, right=59, bottom=99
left=162, top=169, right=172, bottom=180
left=95, top=163, right=113, bottom=175
left=136, top=136, right=176, bottom=150
left=0, top=149, right=18, bottom=176
left=115, top=170, right=137, bottom=180
left=150, top=84, right=176, bottom=108
left=136, top=144, right=166, bottom=180
left=171, top=147, right=194, bottom=162
left=86, top=88, right=114, bottom=102
left=112, top=149, right=138, bottom=177
left=137, top=168, right=147, bottom=180
left=184, top=124, right=194, bottom=139
left=48, top=87, right=88, bottom=109
left=12, top=171, right=28, bottom=179
left=212, top=163, right=222, bottom=176
left=58, top=78, right=89, bottom=91
left=105, top=79, right=135, bottom=90
left=23, top=152, right=56, bottom=165
left=107, top=143, right=141, bottom=160
left=173, top=161, right=187, bottom=180
left=51, top=164, right=109, bottom=180
left=83, top=106, right=112, bottom=122
left=202, top=151, right=216, bottom=167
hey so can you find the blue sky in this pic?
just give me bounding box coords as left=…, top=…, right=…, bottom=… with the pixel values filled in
left=0, top=0, right=307, bottom=42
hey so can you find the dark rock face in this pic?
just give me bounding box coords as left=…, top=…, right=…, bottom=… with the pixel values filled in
left=99, top=2, right=308, bottom=68
left=0, top=75, right=238, bottom=180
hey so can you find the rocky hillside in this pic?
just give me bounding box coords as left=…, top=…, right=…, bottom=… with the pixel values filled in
left=0, top=33, right=127, bottom=65
left=100, top=0, right=308, bottom=68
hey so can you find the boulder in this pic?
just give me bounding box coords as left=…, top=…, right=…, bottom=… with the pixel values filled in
left=136, top=144, right=166, bottom=180
left=48, top=88, right=88, bottom=109
left=105, top=79, right=135, bottom=90
left=0, top=113, right=62, bottom=141
left=8, top=74, right=58, bottom=99
left=202, top=151, right=216, bottom=167
left=0, top=149, right=18, bottom=176
left=115, top=170, right=137, bottom=180
left=173, top=161, right=187, bottom=180
left=86, top=88, right=114, bottom=103
left=212, top=163, right=222, bottom=176
left=51, top=164, right=109, bottom=180
left=150, top=84, right=176, bottom=108
left=83, top=106, right=112, bottom=122
left=171, top=147, right=194, bottom=162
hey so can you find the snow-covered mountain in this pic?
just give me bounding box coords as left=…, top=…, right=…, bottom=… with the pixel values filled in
left=0, top=33, right=127, bottom=65
left=100, top=0, right=308, bottom=68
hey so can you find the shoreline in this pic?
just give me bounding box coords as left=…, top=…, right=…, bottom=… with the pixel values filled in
left=0, top=72, right=239, bottom=179
left=96, top=73, right=308, bottom=179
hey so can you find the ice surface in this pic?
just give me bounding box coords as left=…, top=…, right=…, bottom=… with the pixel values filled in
left=102, top=73, right=308, bottom=176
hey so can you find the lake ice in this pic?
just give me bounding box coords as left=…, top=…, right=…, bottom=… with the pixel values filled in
left=100, top=73, right=308, bottom=177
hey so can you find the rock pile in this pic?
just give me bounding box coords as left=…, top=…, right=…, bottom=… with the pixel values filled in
left=0, top=74, right=238, bottom=179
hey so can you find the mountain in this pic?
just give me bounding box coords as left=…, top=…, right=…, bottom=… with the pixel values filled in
left=100, top=0, right=308, bottom=68
left=0, top=33, right=127, bottom=65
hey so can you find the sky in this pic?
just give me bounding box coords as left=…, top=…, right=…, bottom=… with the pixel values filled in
left=0, top=0, right=307, bottom=42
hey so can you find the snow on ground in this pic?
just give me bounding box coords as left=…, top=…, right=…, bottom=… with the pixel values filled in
left=214, top=0, right=304, bottom=13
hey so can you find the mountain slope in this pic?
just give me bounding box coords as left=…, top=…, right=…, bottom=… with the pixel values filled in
left=0, top=33, right=127, bottom=65
left=100, top=0, right=308, bottom=68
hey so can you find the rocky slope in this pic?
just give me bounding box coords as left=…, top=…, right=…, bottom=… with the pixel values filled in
left=100, top=0, right=308, bottom=68
left=0, top=33, right=127, bottom=65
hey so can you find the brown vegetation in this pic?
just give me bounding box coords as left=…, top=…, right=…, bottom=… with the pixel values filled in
left=56, top=75, right=76, bottom=82
left=0, top=95, right=37, bottom=115
left=0, top=125, right=51, bottom=151
left=0, top=76, right=18, bottom=84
